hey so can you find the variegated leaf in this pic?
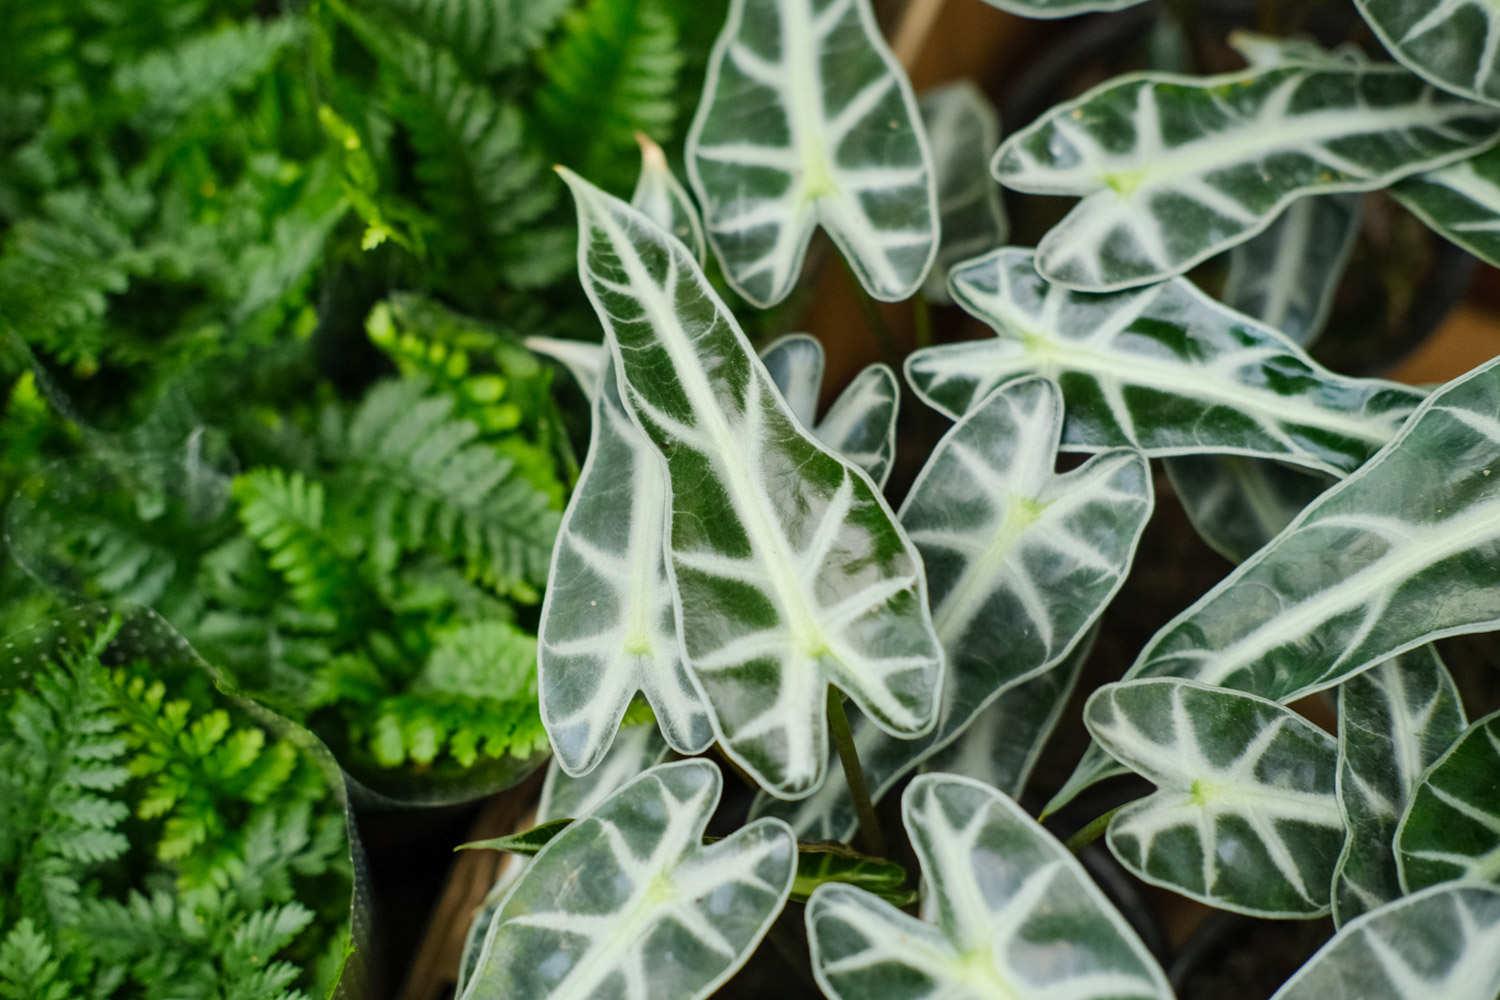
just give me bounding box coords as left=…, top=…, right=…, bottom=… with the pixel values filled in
left=456, top=724, right=671, bottom=997
left=1087, top=678, right=1345, bottom=917
left=461, top=759, right=795, bottom=1000
left=1128, top=356, right=1500, bottom=701
left=1228, top=31, right=1368, bottom=70
left=1395, top=146, right=1500, bottom=268
left=539, top=360, right=714, bottom=775
left=756, top=378, right=1150, bottom=840
left=632, top=133, right=707, bottom=264
left=1270, top=884, right=1500, bottom=1000
left=1397, top=711, right=1500, bottom=890
left=907, top=248, right=1423, bottom=476
left=526, top=335, right=606, bottom=398
left=761, top=334, right=900, bottom=489
left=1221, top=194, right=1362, bottom=347
left=923, top=625, right=1095, bottom=797
left=806, top=774, right=1172, bottom=1000
left=976, top=0, right=1148, bottom=18
left=1356, top=0, right=1500, bottom=107
left=561, top=171, right=943, bottom=799
left=1334, top=648, right=1466, bottom=925
left=919, top=82, right=1008, bottom=302
left=1165, top=456, right=1330, bottom=564
left=993, top=65, right=1500, bottom=291
left=686, top=0, right=938, bottom=307
left=792, top=842, right=913, bottom=907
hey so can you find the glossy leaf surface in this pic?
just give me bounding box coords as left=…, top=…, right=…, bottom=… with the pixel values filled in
left=1271, top=884, right=1500, bottom=1000
left=463, top=760, right=795, bottom=999
left=1335, top=649, right=1466, bottom=924
left=806, top=774, right=1171, bottom=1000
left=1396, top=146, right=1500, bottom=268
left=791, top=842, right=913, bottom=907
left=562, top=172, right=943, bottom=799
left=918, top=82, right=1008, bottom=301
left=993, top=65, right=1500, bottom=290
left=1087, top=679, right=1345, bottom=917
left=687, top=0, right=937, bottom=306
left=1356, top=0, right=1500, bottom=106
left=908, top=248, right=1422, bottom=476
left=1129, top=358, right=1500, bottom=703
left=538, top=360, right=713, bottom=776
left=977, top=0, right=1149, bottom=17
left=1397, top=711, right=1500, bottom=890
left=757, top=379, right=1149, bottom=839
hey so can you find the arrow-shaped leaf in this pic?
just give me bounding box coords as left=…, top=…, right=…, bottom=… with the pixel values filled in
left=909, top=248, right=1423, bottom=476
left=754, top=378, right=1148, bottom=838
left=1396, top=146, right=1500, bottom=268
left=919, top=81, right=1008, bottom=302
left=1087, top=678, right=1345, bottom=917
left=791, top=841, right=913, bottom=907
left=761, top=334, right=900, bottom=489
left=461, top=818, right=573, bottom=857
left=1357, top=0, right=1500, bottom=107
left=560, top=171, right=944, bottom=799
left=977, top=0, right=1148, bottom=16
left=806, top=773, right=1172, bottom=1000
left=1397, top=710, right=1500, bottom=891
left=1270, top=884, right=1500, bottom=999
left=686, top=0, right=938, bottom=306
left=538, top=359, right=714, bottom=776
left=1334, top=648, right=1466, bottom=925
left=632, top=133, right=707, bottom=264
left=993, top=64, right=1500, bottom=290
left=462, top=759, right=795, bottom=1000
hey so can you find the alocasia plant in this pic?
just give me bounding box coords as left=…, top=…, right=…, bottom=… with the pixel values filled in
left=463, top=0, right=1500, bottom=994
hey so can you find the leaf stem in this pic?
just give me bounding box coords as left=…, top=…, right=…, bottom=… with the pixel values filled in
left=827, top=689, right=886, bottom=858
left=912, top=294, right=933, bottom=349
left=1065, top=805, right=1122, bottom=854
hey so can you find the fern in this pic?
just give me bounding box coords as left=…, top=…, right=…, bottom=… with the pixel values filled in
left=333, top=377, right=560, bottom=599
left=232, top=468, right=368, bottom=617
left=364, top=0, right=570, bottom=75
left=533, top=0, right=682, bottom=190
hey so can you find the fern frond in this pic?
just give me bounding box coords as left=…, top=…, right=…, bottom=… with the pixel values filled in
left=112, top=18, right=305, bottom=136
left=334, top=378, right=559, bottom=599
left=533, top=0, right=682, bottom=190
left=364, top=0, right=569, bottom=75
left=232, top=468, right=367, bottom=616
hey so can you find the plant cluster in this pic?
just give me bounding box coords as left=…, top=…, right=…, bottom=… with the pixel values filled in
left=456, top=0, right=1500, bottom=998
left=0, top=612, right=355, bottom=1000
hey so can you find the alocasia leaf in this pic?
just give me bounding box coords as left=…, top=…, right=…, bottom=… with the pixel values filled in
left=756, top=378, right=1149, bottom=840
left=805, top=774, right=1172, bottom=1000
left=1333, top=648, right=1466, bottom=926
left=632, top=133, right=707, bottom=264
left=538, top=357, right=713, bottom=775
left=526, top=335, right=605, bottom=398
left=976, top=0, right=1148, bottom=17
left=992, top=64, right=1500, bottom=291
left=1397, top=711, right=1500, bottom=890
left=1086, top=678, right=1345, bottom=917
left=923, top=626, right=1095, bottom=797
left=457, top=724, right=671, bottom=997
left=1228, top=31, right=1366, bottom=69
left=461, top=759, right=795, bottom=1000
left=1356, top=0, right=1500, bottom=107
left=686, top=0, right=938, bottom=307
left=761, top=334, right=900, bottom=489
left=560, top=170, right=943, bottom=799
left=791, top=843, right=913, bottom=907
left=1165, top=456, right=1330, bottom=564
left=1127, top=356, right=1500, bottom=701
left=461, top=819, right=573, bottom=856
left=1395, top=146, right=1500, bottom=268
left=907, top=248, right=1423, bottom=476
left=918, top=82, right=1008, bottom=302
left=1270, top=884, right=1500, bottom=1000
left=1221, top=194, right=1362, bottom=346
